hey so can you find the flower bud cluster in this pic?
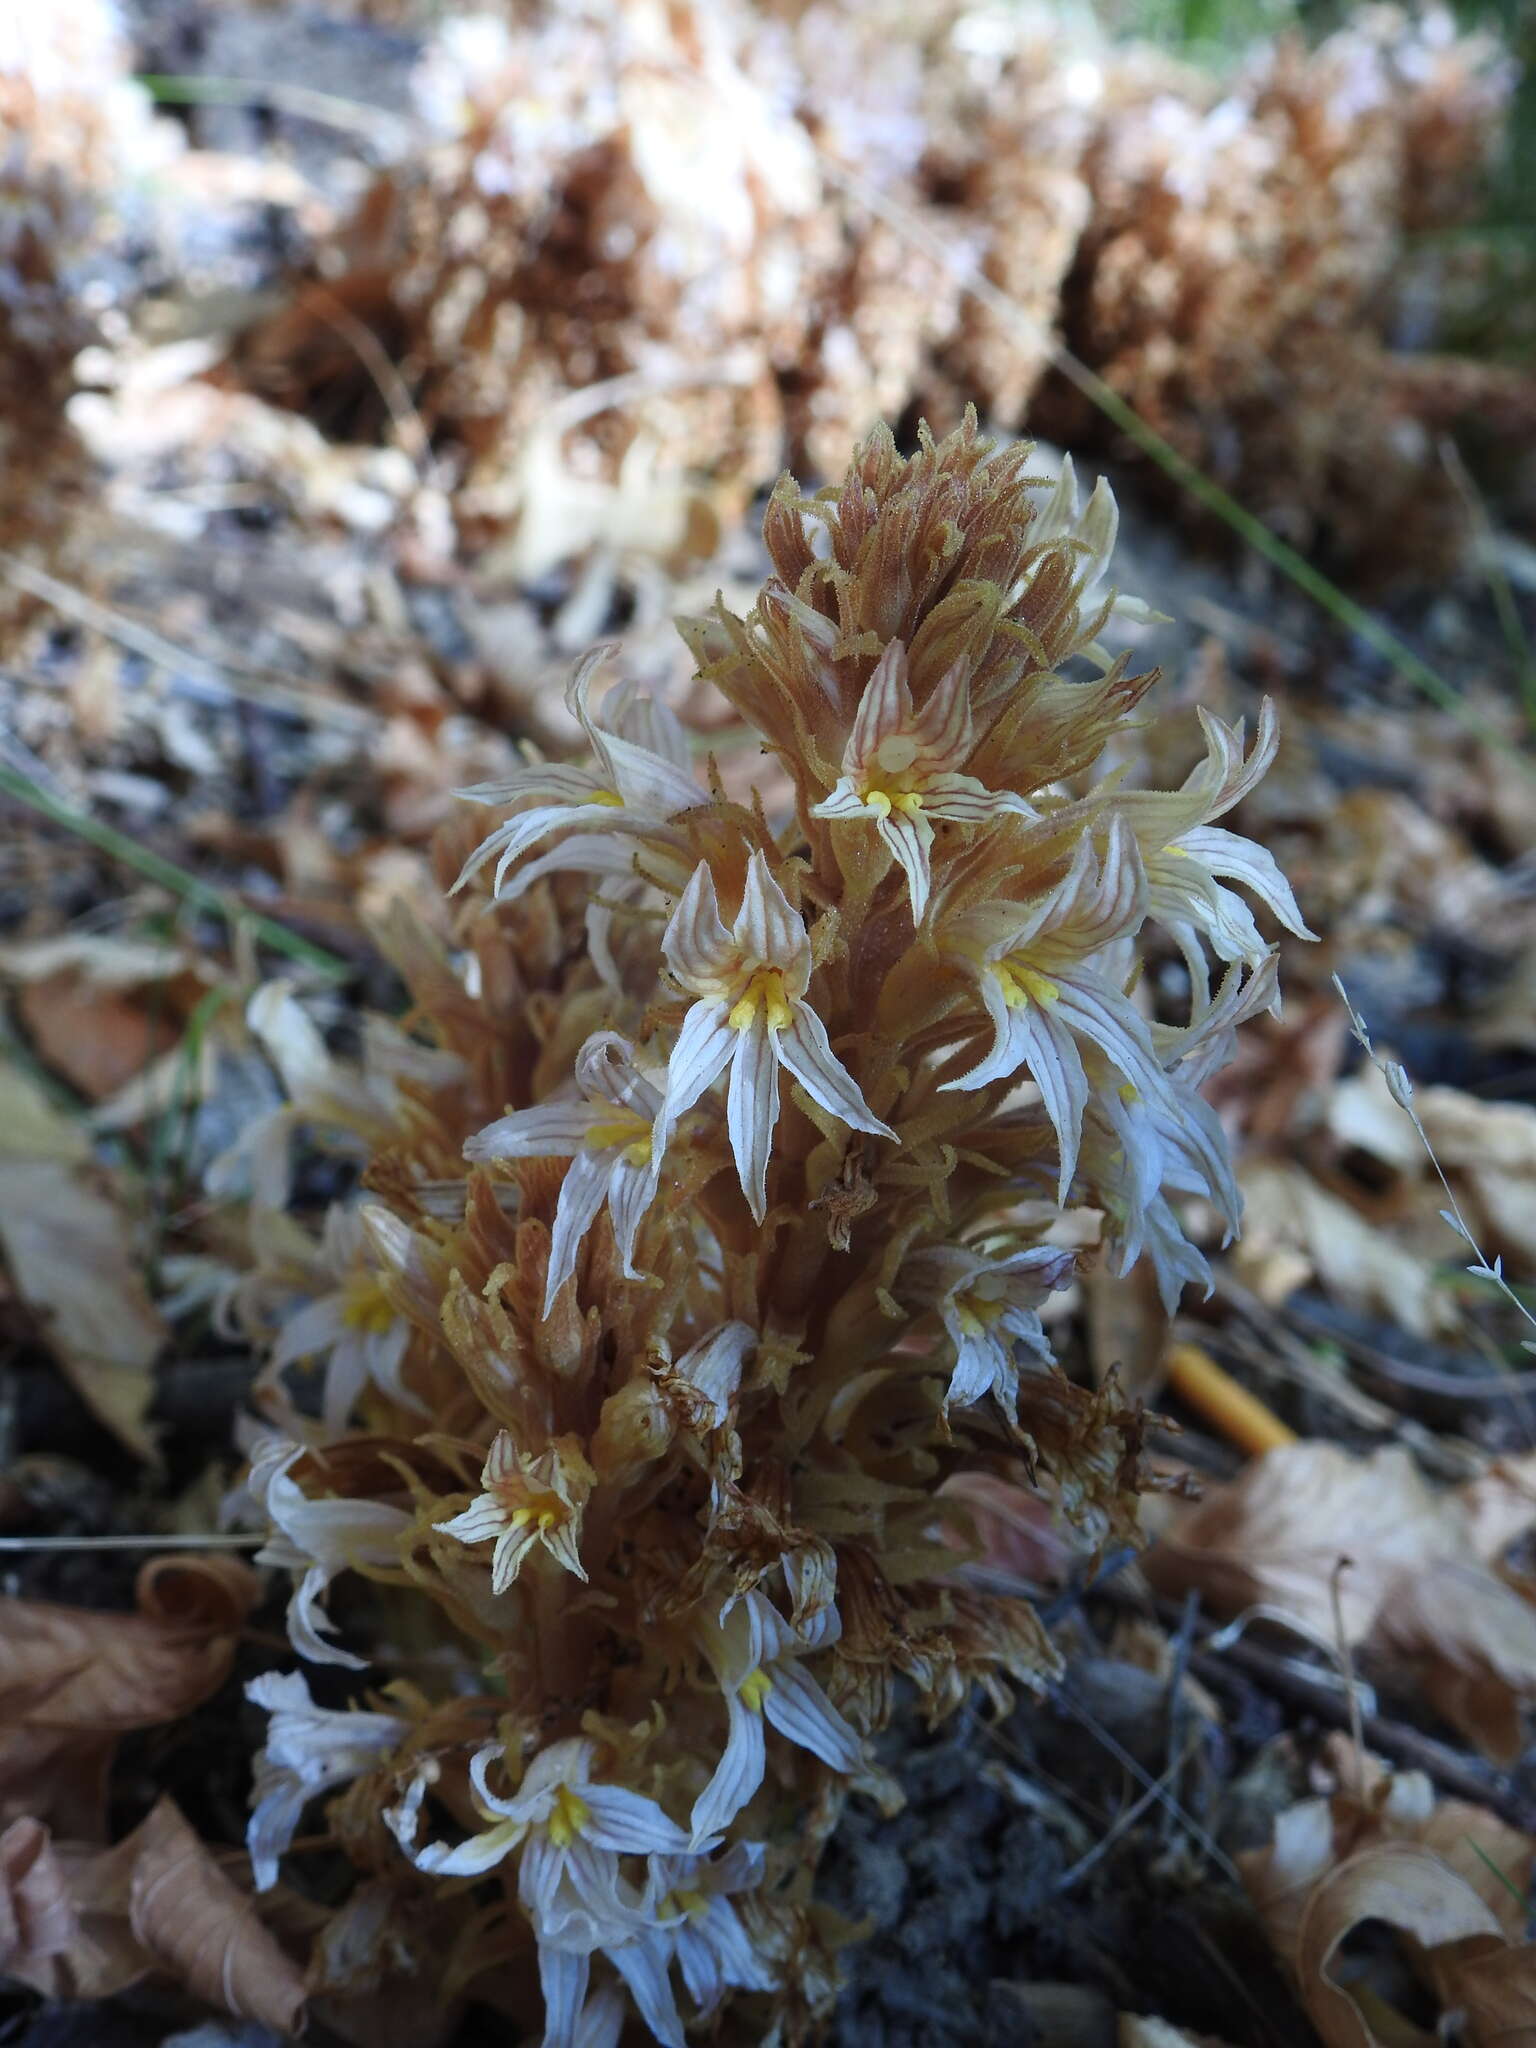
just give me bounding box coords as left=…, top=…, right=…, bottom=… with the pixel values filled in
left=238, top=416, right=1307, bottom=2044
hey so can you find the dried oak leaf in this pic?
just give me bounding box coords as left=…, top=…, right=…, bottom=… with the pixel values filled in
left=1439, top=1941, right=1536, bottom=2047
left=0, top=1556, right=259, bottom=1832
left=1239, top=1740, right=1536, bottom=2047
left=1234, top=1161, right=1458, bottom=1341
left=127, top=1799, right=307, bottom=2035
left=1146, top=1443, right=1536, bottom=1758
left=0, top=1556, right=259, bottom=1732
left=0, top=1060, right=164, bottom=1457
left=1295, top=1843, right=1501, bottom=2048
left=0, top=1816, right=79, bottom=1995
left=0, top=1802, right=306, bottom=2031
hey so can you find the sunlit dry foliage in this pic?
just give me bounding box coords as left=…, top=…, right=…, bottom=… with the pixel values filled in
left=226, top=1, right=1522, bottom=580
left=0, top=2, right=175, bottom=552
left=1036, top=6, right=1526, bottom=572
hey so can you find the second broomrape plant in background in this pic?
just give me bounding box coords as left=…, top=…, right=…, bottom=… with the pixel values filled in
left=235, top=414, right=1312, bottom=2045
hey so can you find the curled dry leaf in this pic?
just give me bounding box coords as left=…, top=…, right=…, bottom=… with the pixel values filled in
left=0, top=1557, right=260, bottom=1732
left=128, top=1799, right=307, bottom=2036
left=0, top=1557, right=260, bottom=1833
left=1439, top=1942, right=1536, bottom=2047
left=0, top=1817, right=79, bottom=1996
left=1295, top=1843, right=1500, bottom=2048
left=1239, top=1738, right=1536, bottom=2048
left=0, top=1802, right=306, bottom=2032
left=0, top=1061, right=165, bottom=1458
left=1234, top=1161, right=1459, bottom=1341
left=1331, top=1064, right=1536, bottom=1270
left=1146, top=1443, right=1536, bottom=1759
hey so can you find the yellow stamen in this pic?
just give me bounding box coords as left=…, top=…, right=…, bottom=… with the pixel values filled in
left=585, top=1109, right=652, bottom=1153
left=956, top=1293, right=1008, bottom=1338
left=547, top=1783, right=591, bottom=1849
left=340, top=1275, right=395, bottom=1337
left=728, top=969, right=792, bottom=1033
left=502, top=1488, right=566, bottom=1535
left=590, top=788, right=625, bottom=808
left=994, top=959, right=1060, bottom=1011
left=1118, top=1081, right=1140, bottom=1104
left=859, top=785, right=926, bottom=820
left=738, top=1666, right=773, bottom=1712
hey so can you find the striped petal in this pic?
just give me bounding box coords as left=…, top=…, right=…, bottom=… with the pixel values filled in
left=726, top=1014, right=780, bottom=1222
left=875, top=807, right=935, bottom=923
left=777, top=1004, right=894, bottom=1139
left=652, top=1001, right=735, bottom=1168
left=544, top=1148, right=617, bottom=1314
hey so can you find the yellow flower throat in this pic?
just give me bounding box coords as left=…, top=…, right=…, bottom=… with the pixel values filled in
left=584, top=1105, right=653, bottom=1165
left=340, top=1275, right=395, bottom=1336
left=547, top=1783, right=591, bottom=1849
left=993, top=958, right=1060, bottom=1010
left=728, top=969, right=792, bottom=1033
left=506, top=1488, right=567, bottom=1535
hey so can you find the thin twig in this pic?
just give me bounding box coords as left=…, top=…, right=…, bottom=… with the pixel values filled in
left=136, top=73, right=416, bottom=153
left=301, top=287, right=434, bottom=470
left=1055, top=1730, right=1203, bottom=1893
left=0, top=1533, right=265, bottom=1552
left=1187, top=1630, right=1531, bottom=1827
left=1160, top=1589, right=1201, bottom=1848
left=1051, top=1684, right=1242, bottom=1884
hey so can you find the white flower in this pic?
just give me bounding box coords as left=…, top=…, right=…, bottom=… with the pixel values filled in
left=689, top=1589, right=862, bottom=1845
left=654, top=853, right=894, bottom=1221
left=464, top=1032, right=662, bottom=1316
left=246, top=1670, right=406, bottom=1891
left=809, top=639, right=1031, bottom=921
left=1121, top=701, right=1314, bottom=1001
left=942, top=815, right=1189, bottom=1203
left=390, top=1737, right=693, bottom=2048
left=609, top=1842, right=774, bottom=2037
left=1016, top=458, right=1164, bottom=666
left=1084, top=956, right=1278, bottom=1312
left=906, top=1242, right=1075, bottom=1418
left=207, top=983, right=461, bottom=1210
left=454, top=647, right=704, bottom=901
left=434, top=1432, right=594, bottom=1592
left=265, top=1204, right=417, bottom=1434
left=671, top=1321, right=757, bottom=1430
left=248, top=1437, right=412, bottom=1669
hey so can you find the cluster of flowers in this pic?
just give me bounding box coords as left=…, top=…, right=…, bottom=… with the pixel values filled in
left=235, top=417, right=1307, bottom=2044
left=230, top=0, right=1516, bottom=578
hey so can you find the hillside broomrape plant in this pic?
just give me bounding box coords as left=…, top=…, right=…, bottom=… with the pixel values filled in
left=236, top=415, right=1310, bottom=2044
